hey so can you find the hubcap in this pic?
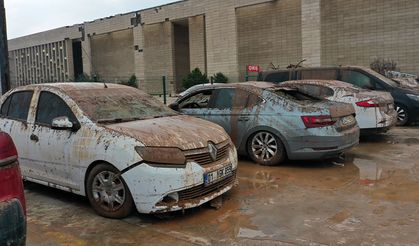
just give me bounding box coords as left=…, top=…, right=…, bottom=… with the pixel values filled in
left=251, top=132, right=278, bottom=161
left=396, top=106, right=407, bottom=122
left=92, top=171, right=126, bottom=212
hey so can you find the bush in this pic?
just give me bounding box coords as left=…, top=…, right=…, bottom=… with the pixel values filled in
left=182, top=68, right=209, bottom=89
left=212, top=72, right=228, bottom=83
left=370, top=58, right=398, bottom=75
left=75, top=73, right=101, bottom=82
left=119, top=75, right=139, bottom=88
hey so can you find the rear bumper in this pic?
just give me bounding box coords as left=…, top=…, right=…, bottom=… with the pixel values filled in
left=287, top=127, right=360, bottom=160
left=0, top=199, right=26, bottom=245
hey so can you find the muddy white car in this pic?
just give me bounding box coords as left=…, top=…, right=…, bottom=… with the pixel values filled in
left=280, top=80, right=397, bottom=133
left=0, top=83, right=238, bottom=218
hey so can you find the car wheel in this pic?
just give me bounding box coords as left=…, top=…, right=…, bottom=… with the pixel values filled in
left=247, top=131, right=285, bottom=166
left=86, top=163, right=134, bottom=218
left=395, top=104, right=409, bottom=126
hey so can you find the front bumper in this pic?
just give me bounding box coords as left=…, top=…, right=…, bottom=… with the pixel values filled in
left=122, top=147, right=238, bottom=214
left=287, top=126, right=360, bottom=160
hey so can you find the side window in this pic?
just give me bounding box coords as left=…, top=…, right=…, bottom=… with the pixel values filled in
left=300, top=69, right=338, bottom=80
left=213, top=88, right=235, bottom=109
left=264, top=72, right=290, bottom=83
left=294, top=84, right=334, bottom=99
left=6, top=91, right=34, bottom=121
left=179, top=90, right=214, bottom=109
left=0, top=96, right=11, bottom=116
left=341, top=70, right=374, bottom=89
left=36, top=91, right=78, bottom=126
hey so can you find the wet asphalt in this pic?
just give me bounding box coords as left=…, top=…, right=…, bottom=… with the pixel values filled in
left=24, top=127, right=419, bottom=246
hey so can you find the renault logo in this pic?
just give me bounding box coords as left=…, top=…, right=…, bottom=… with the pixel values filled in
left=208, top=142, right=218, bottom=161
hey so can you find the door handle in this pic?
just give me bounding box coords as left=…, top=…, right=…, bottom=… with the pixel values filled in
left=238, top=116, right=250, bottom=122
left=30, top=134, right=39, bottom=142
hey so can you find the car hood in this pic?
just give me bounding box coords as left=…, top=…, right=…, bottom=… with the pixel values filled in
left=104, top=115, right=229, bottom=150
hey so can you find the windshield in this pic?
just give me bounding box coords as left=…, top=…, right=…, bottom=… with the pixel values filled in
left=67, top=87, right=177, bottom=123
left=360, top=68, right=399, bottom=87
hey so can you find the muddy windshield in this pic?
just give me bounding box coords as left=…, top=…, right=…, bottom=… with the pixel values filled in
left=68, top=87, right=177, bottom=123
left=360, top=68, right=399, bottom=87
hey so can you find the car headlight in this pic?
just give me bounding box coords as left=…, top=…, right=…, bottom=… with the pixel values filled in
left=135, top=146, right=186, bottom=167
left=407, top=94, right=419, bottom=102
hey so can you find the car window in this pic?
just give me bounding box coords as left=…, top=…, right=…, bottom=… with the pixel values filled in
left=264, top=72, right=290, bottom=83
left=36, top=91, right=78, bottom=126
left=213, top=88, right=235, bottom=109
left=0, top=96, right=11, bottom=116
left=179, top=90, right=214, bottom=109
left=6, top=91, right=34, bottom=121
left=300, top=69, right=338, bottom=80
left=341, top=70, right=375, bottom=89
left=292, top=84, right=334, bottom=99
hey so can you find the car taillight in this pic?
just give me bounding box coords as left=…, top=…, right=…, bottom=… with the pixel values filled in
left=356, top=99, right=379, bottom=108
left=0, top=132, right=18, bottom=166
left=301, top=115, right=336, bottom=128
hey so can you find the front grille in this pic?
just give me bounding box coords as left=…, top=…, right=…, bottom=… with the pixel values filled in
left=185, top=142, right=230, bottom=166
left=178, top=171, right=237, bottom=201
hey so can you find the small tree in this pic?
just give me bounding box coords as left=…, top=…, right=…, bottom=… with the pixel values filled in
left=182, top=68, right=209, bottom=89
left=212, top=72, right=228, bottom=83
left=370, top=58, right=398, bottom=75
left=127, top=74, right=138, bottom=88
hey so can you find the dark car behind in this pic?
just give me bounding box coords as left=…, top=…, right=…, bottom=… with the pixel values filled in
left=258, top=66, right=419, bottom=126
left=0, top=132, right=26, bottom=246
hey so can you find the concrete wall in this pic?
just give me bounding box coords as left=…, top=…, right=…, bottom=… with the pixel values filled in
left=188, top=15, right=206, bottom=72
left=321, top=0, right=419, bottom=75
left=142, top=22, right=175, bottom=94
left=236, top=0, right=302, bottom=81
left=90, top=29, right=135, bottom=82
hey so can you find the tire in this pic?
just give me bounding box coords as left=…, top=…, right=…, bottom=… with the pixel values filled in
left=247, top=131, right=285, bottom=166
left=86, top=163, right=134, bottom=219
left=395, top=104, right=409, bottom=126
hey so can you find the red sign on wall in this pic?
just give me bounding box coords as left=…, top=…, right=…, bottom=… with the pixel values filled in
left=247, top=65, right=260, bottom=73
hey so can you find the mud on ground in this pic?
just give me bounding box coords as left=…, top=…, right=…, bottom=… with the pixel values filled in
left=25, top=127, right=419, bottom=245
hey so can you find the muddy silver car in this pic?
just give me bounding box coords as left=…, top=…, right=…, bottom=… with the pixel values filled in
left=0, top=83, right=238, bottom=218
left=280, top=80, right=397, bottom=133
left=171, top=82, right=360, bottom=166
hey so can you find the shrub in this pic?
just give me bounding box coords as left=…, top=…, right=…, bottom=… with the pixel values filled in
left=212, top=72, right=228, bottom=83
left=75, top=73, right=101, bottom=82
left=182, top=68, right=209, bottom=89
left=119, top=75, right=139, bottom=88
left=370, top=58, right=398, bottom=75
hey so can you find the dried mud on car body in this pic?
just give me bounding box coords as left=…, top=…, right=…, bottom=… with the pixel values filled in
left=23, top=127, right=419, bottom=245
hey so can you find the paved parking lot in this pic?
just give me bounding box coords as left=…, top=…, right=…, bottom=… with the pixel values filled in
left=25, top=127, right=419, bottom=246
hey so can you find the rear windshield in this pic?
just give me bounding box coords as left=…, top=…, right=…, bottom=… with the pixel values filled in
left=67, top=87, right=177, bottom=123
left=270, top=88, right=321, bottom=101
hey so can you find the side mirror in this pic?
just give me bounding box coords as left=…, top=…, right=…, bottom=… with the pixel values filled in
left=52, top=116, right=78, bottom=131
left=169, top=102, right=179, bottom=111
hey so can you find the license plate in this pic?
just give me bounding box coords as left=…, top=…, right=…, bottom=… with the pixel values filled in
left=341, top=115, right=355, bottom=126
left=204, top=164, right=233, bottom=186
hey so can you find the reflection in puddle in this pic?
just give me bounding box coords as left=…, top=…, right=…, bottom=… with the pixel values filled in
left=353, top=158, right=382, bottom=186
left=237, top=227, right=271, bottom=239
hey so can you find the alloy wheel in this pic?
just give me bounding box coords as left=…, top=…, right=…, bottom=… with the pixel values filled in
left=251, top=132, right=278, bottom=162
left=92, top=171, right=126, bottom=212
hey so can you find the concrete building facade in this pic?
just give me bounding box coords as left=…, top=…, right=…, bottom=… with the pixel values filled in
left=7, top=0, right=419, bottom=94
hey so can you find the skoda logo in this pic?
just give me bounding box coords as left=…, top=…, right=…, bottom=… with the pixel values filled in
left=208, top=142, right=218, bottom=161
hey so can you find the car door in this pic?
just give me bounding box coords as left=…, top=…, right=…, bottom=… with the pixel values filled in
left=0, top=91, right=34, bottom=178
left=29, top=90, right=80, bottom=189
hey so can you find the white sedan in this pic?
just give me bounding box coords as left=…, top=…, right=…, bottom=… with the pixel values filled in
left=280, top=80, right=397, bottom=132
left=0, top=83, right=238, bottom=218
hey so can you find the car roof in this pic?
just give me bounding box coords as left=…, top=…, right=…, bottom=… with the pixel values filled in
left=260, top=65, right=370, bottom=75
left=280, top=80, right=357, bottom=89
left=14, top=82, right=128, bottom=92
